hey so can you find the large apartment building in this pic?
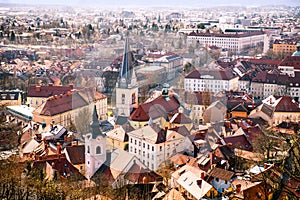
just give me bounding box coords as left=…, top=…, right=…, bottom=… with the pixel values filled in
left=127, top=124, right=188, bottom=171
left=187, top=31, right=266, bottom=53
left=184, top=69, right=239, bottom=93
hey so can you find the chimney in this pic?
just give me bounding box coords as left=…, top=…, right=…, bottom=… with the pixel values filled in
left=35, top=85, right=41, bottom=92
left=44, top=138, right=48, bottom=149
left=201, top=172, right=205, bottom=180
left=236, top=184, right=242, bottom=193
left=264, top=163, right=268, bottom=169
left=270, top=98, right=273, bottom=104
left=252, top=100, right=254, bottom=109
left=56, top=142, right=61, bottom=155
left=69, top=84, right=73, bottom=89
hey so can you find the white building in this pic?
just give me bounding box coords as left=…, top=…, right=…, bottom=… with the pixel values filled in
left=127, top=124, right=187, bottom=171
left=187, top=31, right=266, bottom=54
left=184, top=69, right=239, bottom=93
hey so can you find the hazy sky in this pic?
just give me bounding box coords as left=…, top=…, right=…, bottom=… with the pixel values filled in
left=0, top=0, right=299, bottom=7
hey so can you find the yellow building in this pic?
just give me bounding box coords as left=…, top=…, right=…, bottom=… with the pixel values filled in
left=0, top=90, right=23, bottom=106
left=230, top=103, right=248, bottom=118
left=273, top=39, right=298, bottom=55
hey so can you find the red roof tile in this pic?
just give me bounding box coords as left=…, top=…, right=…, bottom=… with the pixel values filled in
left=280, top=56, right=300, bottom=69
left=130, top=95, right=180, bottom=121
left=65, top=145, right=85, bottom=165
left=27, top=84, right=74, bottom=97
left=275, top=96, right=300, bottom=112
left=222, top=134, right=252, bottom=151
left=37, top=88, right=105, bottom=116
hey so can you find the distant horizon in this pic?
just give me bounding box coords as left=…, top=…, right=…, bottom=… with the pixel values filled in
left=0, top=0, right=299, bottom=8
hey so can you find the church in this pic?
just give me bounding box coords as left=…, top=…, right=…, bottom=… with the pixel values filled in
left=115, top=37, right=138, bottom=118
left=85, top=105, right=161, bottom=188
left=85, top=38, right=161, bottom=188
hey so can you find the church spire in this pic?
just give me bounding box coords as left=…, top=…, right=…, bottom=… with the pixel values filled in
left=118, top=37, right=135, bottom=88
left=90, top=105, right=104, bottom=139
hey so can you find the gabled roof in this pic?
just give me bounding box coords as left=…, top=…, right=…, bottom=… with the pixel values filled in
left=168, top=126, right=190, bottom=137
left=34, top=88, right=105, bottom=116
left=130, top=95, right=180, bottom=121
left=127, top=124, right=166, bottom=144
left=65, top=145, right=85, bottom=165
left=33, top=157, right=86, bottom=181
left=222, top=134, right=252, bottom=151
left=209, top=167, right=234, bottom=181
left=170, top=112, right=192, bottom=124
left=177, top=170, right=212, bottom=200
left=231, top=103, right=248, bottom=112
left=106, top=124, right=128, bottom=142
left=279, top=56, right=300, bottom=69
left=124, top=163, right=162, bottom=183
left=92, top=148, right=151, bottom=184
left=185, top=69, right=237, bottom=80
left=22, top=138, right=40, bottom=154
left=27, top=84, right=74, bottom=98
left=274, top=96, right=300, bottom=112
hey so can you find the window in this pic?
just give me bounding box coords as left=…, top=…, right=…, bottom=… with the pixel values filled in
left=122, top=94, right=125, bottom=104
left=132, top=93, right=136, bottom=104
left=87, top=146, right=90, bottom=153
left=96, top=146, right=101, bottom=154
left=152, top=146, right=154, bottom=151
left=160, top=146, right=162, bottom=151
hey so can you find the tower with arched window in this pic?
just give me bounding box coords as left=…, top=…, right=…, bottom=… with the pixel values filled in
left=85, top=105, right=106, bottom=179
left=115, top=37, right=138, bottom=117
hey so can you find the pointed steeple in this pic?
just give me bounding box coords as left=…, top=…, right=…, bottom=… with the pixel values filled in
left=90, top=105, right=104, bottom=139
left=118, top=37, right=136, bottom=88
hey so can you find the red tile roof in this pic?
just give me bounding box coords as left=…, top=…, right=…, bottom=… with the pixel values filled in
left=209, top=167, right=234, bottom=181
left=33, top=157, right=86, bottom=181
left=27, top=84, right=74, bottom=97
left=36, top=88, right=106, bottom=116
left=222, top=134, right=252, bottom=151
left=275, top=96, right=300, bottom=112
left=124, top=163, right=162, bottom=183
left=65, top=145, right=85, bottom=165
left=130, top=95, right=180, bottom=121
left=280, top=56, right=300, bottom=69
left=185, top=69, right=237, bottom=80
left=252, top=71, right=290, bottom=85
